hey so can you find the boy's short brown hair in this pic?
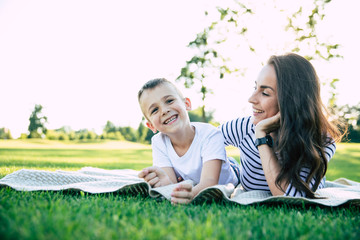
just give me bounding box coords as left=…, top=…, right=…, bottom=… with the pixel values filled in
left=138, top=78, right=184, bottom=103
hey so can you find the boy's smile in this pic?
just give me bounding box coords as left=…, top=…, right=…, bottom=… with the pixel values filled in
left=164, top=115, right=178, bottom=125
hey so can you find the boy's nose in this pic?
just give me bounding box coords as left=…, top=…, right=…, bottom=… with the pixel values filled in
left=161, top=107, right=170, bottom=115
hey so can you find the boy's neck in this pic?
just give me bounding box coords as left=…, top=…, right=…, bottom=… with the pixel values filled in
left=168, top=124, right=195, bottom=157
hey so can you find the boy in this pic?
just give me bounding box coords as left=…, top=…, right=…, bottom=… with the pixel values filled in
left=137, top=78, right=239, bottom=204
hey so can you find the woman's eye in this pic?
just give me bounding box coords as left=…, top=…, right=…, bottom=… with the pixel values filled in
left=262, top=92, right=270, bottom=96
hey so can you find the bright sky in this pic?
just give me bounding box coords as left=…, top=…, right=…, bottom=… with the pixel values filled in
left=0, top=0, right=359, bottom=138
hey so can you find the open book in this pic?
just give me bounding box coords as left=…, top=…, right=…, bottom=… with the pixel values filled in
left=1, top=167, right=359, bottom=207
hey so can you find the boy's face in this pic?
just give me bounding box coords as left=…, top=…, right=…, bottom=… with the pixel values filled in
left=139, top=83, right=191, bottom=134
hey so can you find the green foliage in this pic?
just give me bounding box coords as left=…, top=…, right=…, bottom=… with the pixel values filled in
left=45, top=129, right=59, bottom=140
left=58, top=133, right=69, bottom=141
left=103, top=131, right=124, bottom=141
left=286, top=1, right=341, bottom=61
left=177, top=0, right=342, bottom=120
left=188, top=107, right=214, bottom=123
left=27, top=104, right=48, bottom=138
left=0, top=128, right=12, bottom=139
left=86, top=131, right=97, bottom=140
left=42, top=120, right=152, bottom=143
left=102, top=121, right=140, bottom=142
left=137, top=118, right=153, bottom=144
left=45, top=127, right=99, bottom=141
left=104, top=120, right=117, bottom=133
left=331, top=103, right=360, bottom=143
left=76, top=129, right=98, bottom=141
left=19, top=133, right=28, bottom=139
left=118, top=126, right=138, bottom=142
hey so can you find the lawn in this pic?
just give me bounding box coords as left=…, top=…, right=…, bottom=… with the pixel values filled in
left=0, top=139, right=359, bottom=240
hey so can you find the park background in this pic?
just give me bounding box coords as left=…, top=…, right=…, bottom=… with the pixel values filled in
left=1, top=1, right=360, bottom=239
left=0, top=0, right=359, bottom=141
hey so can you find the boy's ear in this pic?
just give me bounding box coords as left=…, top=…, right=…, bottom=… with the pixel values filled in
left=146, top=122, right=157, bottom=134
left=184, top=97, right=192, bottom=111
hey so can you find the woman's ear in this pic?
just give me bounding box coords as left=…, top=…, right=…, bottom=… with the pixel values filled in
left=146, top=122, right=157, bottom=134
left=184, top=97, right=192, bottom=111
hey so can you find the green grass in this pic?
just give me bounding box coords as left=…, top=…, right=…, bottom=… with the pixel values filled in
left=0, top=140, right=359, bottom=240
left=326, top=143, right=360, bottom=181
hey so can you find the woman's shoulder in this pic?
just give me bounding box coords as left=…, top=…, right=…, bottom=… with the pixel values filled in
left=220, top=116, right=254, bottom=131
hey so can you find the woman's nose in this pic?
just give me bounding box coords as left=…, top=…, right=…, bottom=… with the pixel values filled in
left=248, top=92, right=257, bottom=104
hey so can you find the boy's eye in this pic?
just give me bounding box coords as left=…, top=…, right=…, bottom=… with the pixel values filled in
left=150, top=108, right=158, bottom=115
left=166, top=99, right=174, bottom=104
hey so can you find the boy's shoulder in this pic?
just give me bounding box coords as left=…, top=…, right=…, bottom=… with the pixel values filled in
left=150, top=131, right=167, bottom=145
left=191, top=122, right=220, bottom=137
left=191, top=121, right=217, bottom=130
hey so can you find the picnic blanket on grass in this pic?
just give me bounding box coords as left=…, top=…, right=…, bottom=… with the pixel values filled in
left=1, top=167, right=360, bottom=207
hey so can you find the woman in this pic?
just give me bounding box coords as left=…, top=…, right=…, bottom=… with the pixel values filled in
left=221, top=53, right=343, bottom=198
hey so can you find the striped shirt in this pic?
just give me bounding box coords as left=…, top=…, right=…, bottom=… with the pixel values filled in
left=220, top=116, right=336, bottom=197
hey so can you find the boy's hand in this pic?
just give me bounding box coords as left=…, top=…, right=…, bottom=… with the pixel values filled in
left=171, top=183, right=194, bottom=205
left=138, top=166, right=172, bottom=188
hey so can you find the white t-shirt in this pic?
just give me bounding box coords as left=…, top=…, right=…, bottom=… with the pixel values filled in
left=151, top=122, right=238, bottom=185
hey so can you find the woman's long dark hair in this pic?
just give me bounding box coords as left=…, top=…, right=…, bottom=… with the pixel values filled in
left=269, top=53, right=343, bottom=198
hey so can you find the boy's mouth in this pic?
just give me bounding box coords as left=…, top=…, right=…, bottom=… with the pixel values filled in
left=164, top=115, right=178, bottom=125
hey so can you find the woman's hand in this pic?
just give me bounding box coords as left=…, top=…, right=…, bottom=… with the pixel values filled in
left=138, top=166, right=173, bottom=188
left=255, top=112, right=280, bottom=138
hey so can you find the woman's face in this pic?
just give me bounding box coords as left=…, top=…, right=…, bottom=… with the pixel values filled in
left=248, top=64, right=279, bottom=125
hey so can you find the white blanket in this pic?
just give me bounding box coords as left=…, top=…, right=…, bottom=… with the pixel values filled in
left=1, top=167, right=359, bottom=207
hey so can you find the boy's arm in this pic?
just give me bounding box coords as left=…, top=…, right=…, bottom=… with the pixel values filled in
left=162, top=167, right=178, bottom=184
left=171, top=159, right=222, bottom=204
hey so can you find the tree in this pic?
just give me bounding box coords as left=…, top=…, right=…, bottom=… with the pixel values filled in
left=137, top=117, right=153, bottom=144
left=0, top=128, right=12, bottom=139
left=177, top=0, right=341, bottom=120
left=119, top=126, right=137, bottom=142
left=331, top=103, right=360, bottom=143
left=104, top=121, right=117, bottom=133
left=102, top=121, right=125, bottom=140
left=188, top=107, right=214, bottom=123
left=28, top=104, right=48, bottom=138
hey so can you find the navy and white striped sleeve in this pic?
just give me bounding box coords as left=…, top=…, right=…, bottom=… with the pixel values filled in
left=323, top=140, right=336, bottom=162
left=220, top=117, right=251, bottom=147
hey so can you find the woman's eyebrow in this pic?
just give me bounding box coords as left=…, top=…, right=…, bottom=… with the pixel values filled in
left=259, top=85, right=275, bottom=91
